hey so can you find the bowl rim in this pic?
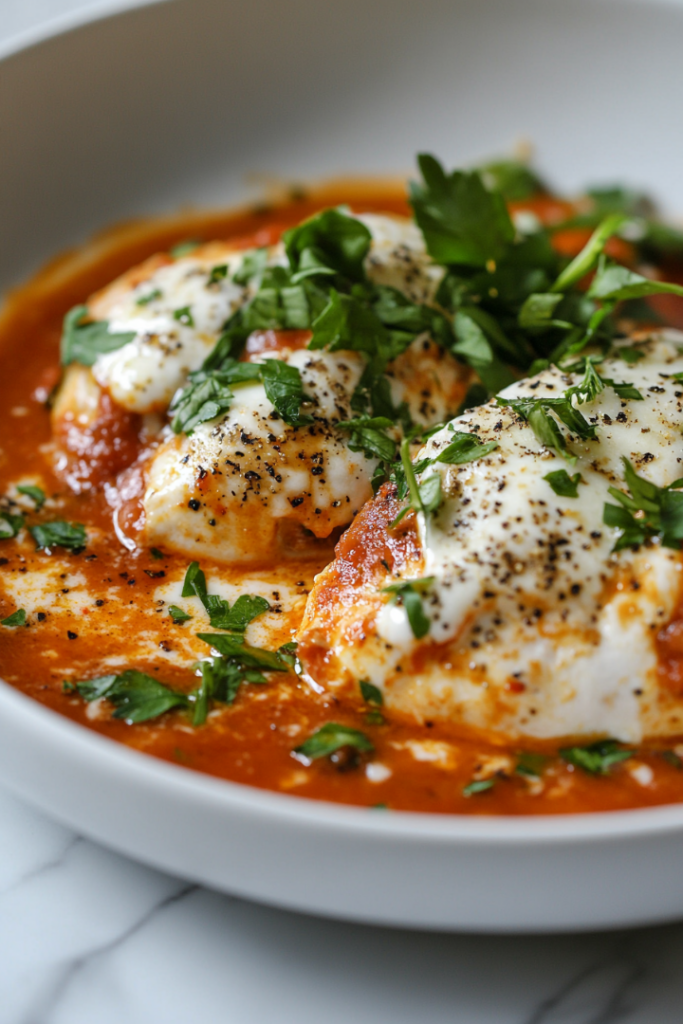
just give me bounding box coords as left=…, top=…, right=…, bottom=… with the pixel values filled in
left=0, top=0, right=167, bottom=66
left=4, top=0, right=683, bottom=856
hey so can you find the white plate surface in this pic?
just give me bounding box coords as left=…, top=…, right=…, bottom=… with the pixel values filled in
left=2, top=0, right=683, bottom=932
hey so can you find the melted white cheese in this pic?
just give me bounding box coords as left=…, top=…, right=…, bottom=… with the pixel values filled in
left=302, top=333, right=683, bottom=742
left=89, top=214, right=446, bottom=415
left=92, top=252, right=248, bottom=412
left=143, top=347, right=375, bottom=563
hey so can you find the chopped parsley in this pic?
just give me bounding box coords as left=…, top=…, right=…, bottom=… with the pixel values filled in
left=259, top=358, right=312, bottom=426
left=168, top=605, right=192, bottom=624
left=433, top=429, right=498, bottom=465
left=294, top=722, right=374, bottom=762
left=336, top=416, right=397, bottom=463
left=0, top=510, right=23, bottom=539
left=560, top=739, right=634, bottom=775
left=603, top=458, right=683, bottom=551
left=543, top=469, right=583, bottom=498
left=1, top=609, right=26, bottom=628
left=390, top=438, right=443, bottom=527
left=173, top=306, right=195, bottom=327
left=169, top=360, right=261, bottom=434
left=463, top=778, right=496, bottom=796
left=76, top=671, right=189, bottom=724
left=136, top=288, right=162, bottom=306
left=381, top=577, right=434, bottom=640
left=360, top=679, right=383, bottom=706
left=208, top=264, right=228, bottom=285
left=515, top=752, right=548, bottom=778
left=60, top=305, right=136, bottom=367
left=181, top=561, right=271, bottom=633
left=30, top=520, right=86, bottom=552
left=16, top=485, right=46, bottom=509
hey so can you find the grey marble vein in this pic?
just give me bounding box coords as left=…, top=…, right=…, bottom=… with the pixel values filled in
left=26, top=882, right=197, bottom=1024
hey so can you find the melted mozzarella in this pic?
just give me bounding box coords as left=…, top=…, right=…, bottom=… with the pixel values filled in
left=298, top=333, right=683, bottom=742
left=143, top=347, right=374, bottom=563
left=87, top=214, right=446, bottom=416
left=91, top=249, right=248, bottom=412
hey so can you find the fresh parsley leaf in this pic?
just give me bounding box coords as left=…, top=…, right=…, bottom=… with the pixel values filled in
left=309, top=288, right=388, bottom=360
left=390, top=438, right=443, bottom=527
left=336, top=416, right=397, bottom=463
left=560, top=739, right=633, bottom=774
left=500, top=399, right=578, bottom=465
left=76, top=670, right=189, bottom=723
left=16, top=485, right=46, bottom=509
left=551, top=215, right=627, bottom=293
left=478, top=159, right=546, bottom=201
left=543, top=469, right=583, bottom=498
left=168, top=605, right=192, bottom=624
left=463, top=778, right=496, bottom=796
left=173, top=306, right=195, bottom=327
left=434, top=430, right=498, bottom=465
left=589, top=262, right=683, bottom=302
left=294, top=722, right=374, bottom=761
left=360, top=679, right=384, bottom=706
left=260, top=358, right=312, bottom=426
left=233, top=248, right=268, bottom=285
left=603, top=457, right=683, bottom=551
left=30, top=521, right=86, bottom=552
left=600, top=378, right=643, bottom=400
left=381, top=577, right=434, bottom=640
left=60, top=305, right=136, bottom=367
left=181, top=561, right=208, bottom=599
left=206, top=593, right=270, bottom=633
left=618, top=345, right=646, bottom=365
left=515, top=752, right=547, bottom=778
left=1, top=609, right=26, bottom=627
left=170, top=361, right=261, bottom=434
left=208, top=264, right=228, bottom=285
left=277, top=641, right=299, bottom=670
left=0, top=510, right=23, bottom=539
left=283, top=208, right=372, bottom=284
left=452, top=310, right=517, bottom=393
left=409, top=154, right=515, bottom=266
left=196, top=632, right=289, bottom=672
left=136, top=288, right=162, bottom=305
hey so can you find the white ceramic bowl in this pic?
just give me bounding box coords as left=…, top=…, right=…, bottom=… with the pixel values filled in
left=3, top=0, right=683, bottom=932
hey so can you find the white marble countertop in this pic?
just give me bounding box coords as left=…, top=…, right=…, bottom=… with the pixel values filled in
left=3, top=1, right=683, bottom=1021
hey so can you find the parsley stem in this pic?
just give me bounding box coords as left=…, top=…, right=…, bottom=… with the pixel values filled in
left=400, top=437, right=423, bottom=514
left=551, top=214, right=627, bottom=293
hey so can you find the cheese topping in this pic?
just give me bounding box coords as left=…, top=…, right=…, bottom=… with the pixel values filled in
left=298, top=333, right=683, bottom=742
left=88, top=214, right=446, bottom=415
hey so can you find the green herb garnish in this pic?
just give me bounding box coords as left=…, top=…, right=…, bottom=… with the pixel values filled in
left=168, top=605, right=192, bottom=624
left=16, top=485, right=46, bottom=509
left=60, top=305, right=136, bottom=367
left=463, top=778, right=496, bottom=796
left=560, top=739, right=634, bottom=775
left=30, top=521, right=86, bottom=552
left=0, top=510, right=23, bottom=539
left=543, top=470, right=583, bottom=498
left=294, top=722, right=374, bottom=761
left=76, top=671, right=189, bottom=723
left=603, top=457, right=683, bottom=551
left=381, top=577, right=434, bottom=640
left=1, top=609, right=26, bottom=627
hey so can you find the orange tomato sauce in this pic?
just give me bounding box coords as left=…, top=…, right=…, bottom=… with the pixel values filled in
left=2, top=181, right=683, bottom=815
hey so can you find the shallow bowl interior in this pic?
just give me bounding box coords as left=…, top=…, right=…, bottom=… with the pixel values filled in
left=3, top=0, right=683, bottom=931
